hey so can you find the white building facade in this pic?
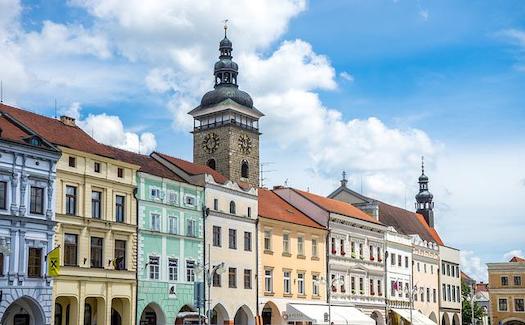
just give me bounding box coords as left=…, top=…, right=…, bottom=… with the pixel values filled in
left=439, top=245, right=462, bottom=325
left=0, top=116, right=61, bottom=325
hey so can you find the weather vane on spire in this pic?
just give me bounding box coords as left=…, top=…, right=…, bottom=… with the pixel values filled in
left=223, top=19, right=229, bottom=37
left=421, top=156, right=425, bottom=174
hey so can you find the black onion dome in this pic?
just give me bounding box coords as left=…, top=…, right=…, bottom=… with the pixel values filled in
left=201, top=85, right=253, bottom=108
left=214, top=59, right=238, bottom=71
left=220, top=36, right=232, bottom=49
left=419, top=173, right=429, bottom=182
left=416, top=190, right=433, bottom=202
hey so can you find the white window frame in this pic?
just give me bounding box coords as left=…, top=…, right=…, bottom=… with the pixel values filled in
left=151, top=213, right=161, bottom=231
left=168, top=258, right=178, bottom=281
left=167, top=191, right=178, bottom=204
left=149, top=256, right=159, bottom=280
left=283, top=271, right=291, bottom=294
left=150, top=187, right=161, bottom=200
left=311, top=237, right=318, bottom=257
left=283, top=232, right=290, bottom=254
left=168, top=216, right=178, bottom=234
left=312, top=274, right=320, bottom=296
left=187, top=219, right=196, bottom=237
left=264, top=229, right=272, bottom=251
left=264, top=269, right=273, bottom=293
left=186, top=260, right=195, bottom=282
left=297, top=272, right=305, bottom=295
left=297, top=235, right=304, bottom=256
left=184, top=194, right=196, bottom=207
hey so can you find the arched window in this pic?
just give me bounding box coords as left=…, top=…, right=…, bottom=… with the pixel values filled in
left=241, top=161, right=249, bottom=178
left=229, top=201, right=236, bottom=215
left=207, top=159, right=216, bottom=170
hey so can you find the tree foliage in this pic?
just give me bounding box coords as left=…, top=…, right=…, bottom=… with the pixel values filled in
left=462, top=281, right=486, bottom=325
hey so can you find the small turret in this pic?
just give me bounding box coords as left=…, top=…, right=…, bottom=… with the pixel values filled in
left=415, top=156, right=435, bottom=227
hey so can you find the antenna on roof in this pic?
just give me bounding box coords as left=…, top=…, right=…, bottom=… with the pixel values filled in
left=54, top=99, right=57, bottom=118
left=138, top=141, right=141, bottom=155
left=260, top=162, right=276, bottom=188
left=0, top=80, right=3, bottom=103
left=360, top=174, right=364, bottom=194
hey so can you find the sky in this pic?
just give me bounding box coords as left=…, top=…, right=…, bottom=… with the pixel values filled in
left=1, top=0, right=524, bottom=281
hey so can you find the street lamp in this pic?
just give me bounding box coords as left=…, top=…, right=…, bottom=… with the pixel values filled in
left=468, top=286, right=476, bottom=325
left=316, top=275, right=343, bottom=325
left=196, top=255, right=226, bottom=325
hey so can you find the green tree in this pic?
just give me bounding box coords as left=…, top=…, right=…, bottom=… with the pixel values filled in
left=462, top=281, right=486, bottom=325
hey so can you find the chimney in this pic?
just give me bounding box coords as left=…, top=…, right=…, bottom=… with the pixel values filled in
left=273, top=185, right=285, bottom=190
left=60, top=115, right=76, bottom=127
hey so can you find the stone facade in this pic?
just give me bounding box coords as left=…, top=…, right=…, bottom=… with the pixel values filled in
left=193, top=123, right=260, bottom=188
left=0, top=137, right=60, bottom=325
left=136, top=170, right=205, bottom=324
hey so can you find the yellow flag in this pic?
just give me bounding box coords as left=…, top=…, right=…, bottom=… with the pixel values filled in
left=47, top=247, right=60, bottom=277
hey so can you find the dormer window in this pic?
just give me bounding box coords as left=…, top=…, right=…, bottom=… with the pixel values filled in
left=30, top=137, right=41, bottom=146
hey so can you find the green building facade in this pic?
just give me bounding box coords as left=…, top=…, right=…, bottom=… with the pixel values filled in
left=135, top=165, right=205, bottom=325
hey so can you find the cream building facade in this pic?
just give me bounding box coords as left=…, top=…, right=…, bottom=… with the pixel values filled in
left=438, top=245, right=461, bottom=325
left=412, top=236, right=440, bottom=323
left=52, top=146, right=138, bottom=325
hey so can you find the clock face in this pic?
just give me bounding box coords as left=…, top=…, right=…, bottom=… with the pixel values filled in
left=202, top=133, right=220, bottom=153
left=238, top=134, right=253, bottom=154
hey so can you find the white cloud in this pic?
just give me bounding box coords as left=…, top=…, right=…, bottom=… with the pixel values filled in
left=503, top=249, right=524, bottom=262
left=461, top=250, right=487, bottom=282
left=60, top=102, right=82, bottom=120
left=339, top=71, right=354, bottom=82
left=419, top=10, right=429, bottom=21
left=500, top=29, right=525, bottom=48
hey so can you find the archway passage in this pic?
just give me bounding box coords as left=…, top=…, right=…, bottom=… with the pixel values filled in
left=442, top=313, right=451, bottom=325
left=234, top=305, right=255, bottom=325
left=111, top=309, right=122, bottom=325
left=0, top=296, right=45, bottom=325
left=84, top=297, right=105, bottom=325
left=371, top=311, right=385, bottom=325
left=452, top=313, right=460, bottom=325
left=111, top=298, right=131, bottom=325
left=211, top=304, right=229, bottom=325
left=261, top=302, right=281, bottom=325
left=55, top=296, right=79, bottom=325
left=175, top=305, right=204, bottom=325
left=139, top=303, right=166, bottom=325
left=504, top=321, right=525, bottom=325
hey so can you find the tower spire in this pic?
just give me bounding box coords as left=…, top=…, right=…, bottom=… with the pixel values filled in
left=223, top=19, right=229, bottom=37
left=341, top=170, right=348, bottom=188
left=415, top=156, right=435, bottom=227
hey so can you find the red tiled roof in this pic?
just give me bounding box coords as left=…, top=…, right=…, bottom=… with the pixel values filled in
left=0, top=103, right=114, bottom=157
left=154, top=152, right=252, bottom=190
left=293, top=188, right=382, bottom=225
left=510, top=256, right=525, bottom=263
left=475, top=283, right=488, bottom=293
left=377, top=201, right=444, bottom=245
left=258, top=188, right=325, bottom=229
left=104, top=146, right=186, bottom=182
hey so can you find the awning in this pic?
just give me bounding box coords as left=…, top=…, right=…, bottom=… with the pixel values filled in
left=391, top=309, right=437, bottom=325
left=285, top=304, right=375, bottom=325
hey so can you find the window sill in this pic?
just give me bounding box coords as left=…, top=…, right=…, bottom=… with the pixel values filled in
left=312, top=295, right=321, bottom=300
left=297, top=294, right=307, bottom=298
left=311, top=256, right=320, bottom=261
left=297, top=255, right=306, bottom=259
left=264, top=292, right=275, bottom=296
left=282, top=252, right=291, bottom=257
left=264, top=250, right=273, bottom=255
left=283, top=293, right=293, bottom=298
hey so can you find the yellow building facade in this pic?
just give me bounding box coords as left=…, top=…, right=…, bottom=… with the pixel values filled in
left=487, top=257, right=525, bottom=325
left=52, top=147, right=139, bottom=325
left=257, top=189, right=327, bottom=325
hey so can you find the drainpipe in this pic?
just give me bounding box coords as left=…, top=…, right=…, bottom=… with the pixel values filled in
left=384, top=249, right=389, bottom=325
left=255, top=217, right=260, bottom=324
left=133, top=186, right=139, bottom=323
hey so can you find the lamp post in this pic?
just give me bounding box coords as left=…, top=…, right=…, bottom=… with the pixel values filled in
left=469, top=286, right=476, bottom=325
left=317, top=275, right=342, bottom=325
left=196, top=248, right=226, bottom=325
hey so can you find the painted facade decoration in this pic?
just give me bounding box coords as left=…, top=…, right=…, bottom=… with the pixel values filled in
left=0, top=111, right=60, bottom=325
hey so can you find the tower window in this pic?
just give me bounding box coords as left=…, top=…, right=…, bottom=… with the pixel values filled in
left=229, top=201, right=236, bottom=215
left=241, top=160, right=249, bottom=178
left=207, top=159, right=216, bottom=170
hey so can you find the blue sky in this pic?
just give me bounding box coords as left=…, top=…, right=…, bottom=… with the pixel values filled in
left=2, top=0, right=524, bottom=280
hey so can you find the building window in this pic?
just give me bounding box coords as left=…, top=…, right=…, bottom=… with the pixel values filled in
left=90, top=237, right=103, bottom=268
left=515, top=299, right=525, bottom=312
left=117, top=168, right=124, bottom=178
left=370, top=279, right=374, bottom=295
left=168, top=216, right=178, bottom=234
left=241, top=161, right=249, bottom=178
left=264, top=230, right=272, bottom=251
left=115, top=195, right=125, bottom=223
left=352, top=277, right=356, bottom=292
left=229, top=229, right=237, bottom=249
left=114, top=240, right=126, bottom=270
left=64, top=234, right=78, bottom=266
left=29, top=186, right=44, bottom=214
left=68, top=156, right=76, bottom=167
left=424, top=263, right=427, bottom=273
left=298, top=236, right=304, bottom=256
left=94, top=162, right=101, bottom=173
left=417, top=262, right=420, bottom=272
left=0, top=252, right=4, bottom=276
left=442, top=262, right=446, bottom=275
left=457, top=285, right=461, bottom=302
left=501, top=276, right=509, bottom=286
left=91, top=191, right=102, bottom=219
left=283, top=232, right=290, bottom=254
left=359, top=278, right=364, bottom=294
left=186, top=260, right=195, bottom=282
left=213, top=198, right=218, bottom=210
left=150, top=188, right=161, bottom=199
left=247, top=207, right=251, bottom=218
left=207, top=159, right=216, bottom=170
left=447, top=285, right=451, bottom=302
left=264, top=269, right=273, bottom=292
left=283, top=271, right=291, bottom=294
left=433, top=288, right=437, bottom=303
left=0, top=181, right=6, bottom=210
left=298, top=272, right=305, bottom=295
left=421, top=288, right=424, bottom=301
left=213, top=226, right=221, bottom=247
left=427, top=288, right=431, bottom=302
left=187, top=219, right=196, bottom=237
left=27, top=247, right=42, bottom=278
left=213, top=271, right=221, bottom=287
left=168, top=191, right=178, bottom=204
left=229, top=201, right=236, bottom=214
left=405, top=256, right=409, bottom=268
left=378, top=279, right=382, bottom=296
left=447, top=264, right=450, bottom=276
left=65, top=186, right=77, bottom=215
left=391, top=253, right=396, bottom=266
left=442, top=284, right=446, bottom=301
left=398, top=255, right=402, bottom=267
left=184, top=195, right=195, bottom=206
left=244, top=232, right=252, bottom=251
left=151, top=213, right=160, bottom=231
left=149, top=256, right=159, bottom=280
left=169, top=258, right=178, bottom=281
left=499, top=298, right=508, bottom=311
left=229, top=267, right=237, bottom=288
left=244, top=269, right=252, bottom=289
left=514, top=276, right=522, bottom=286
left=359, top=243, right=363, bottom=258
left=313, top=274, right=320, bottom=296
left=312, top=238, right=318, bottom=257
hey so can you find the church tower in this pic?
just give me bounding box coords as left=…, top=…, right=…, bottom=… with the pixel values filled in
left=415, top=157, right=435, bottom=227
left=189, top=25, right=263, bottom=187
